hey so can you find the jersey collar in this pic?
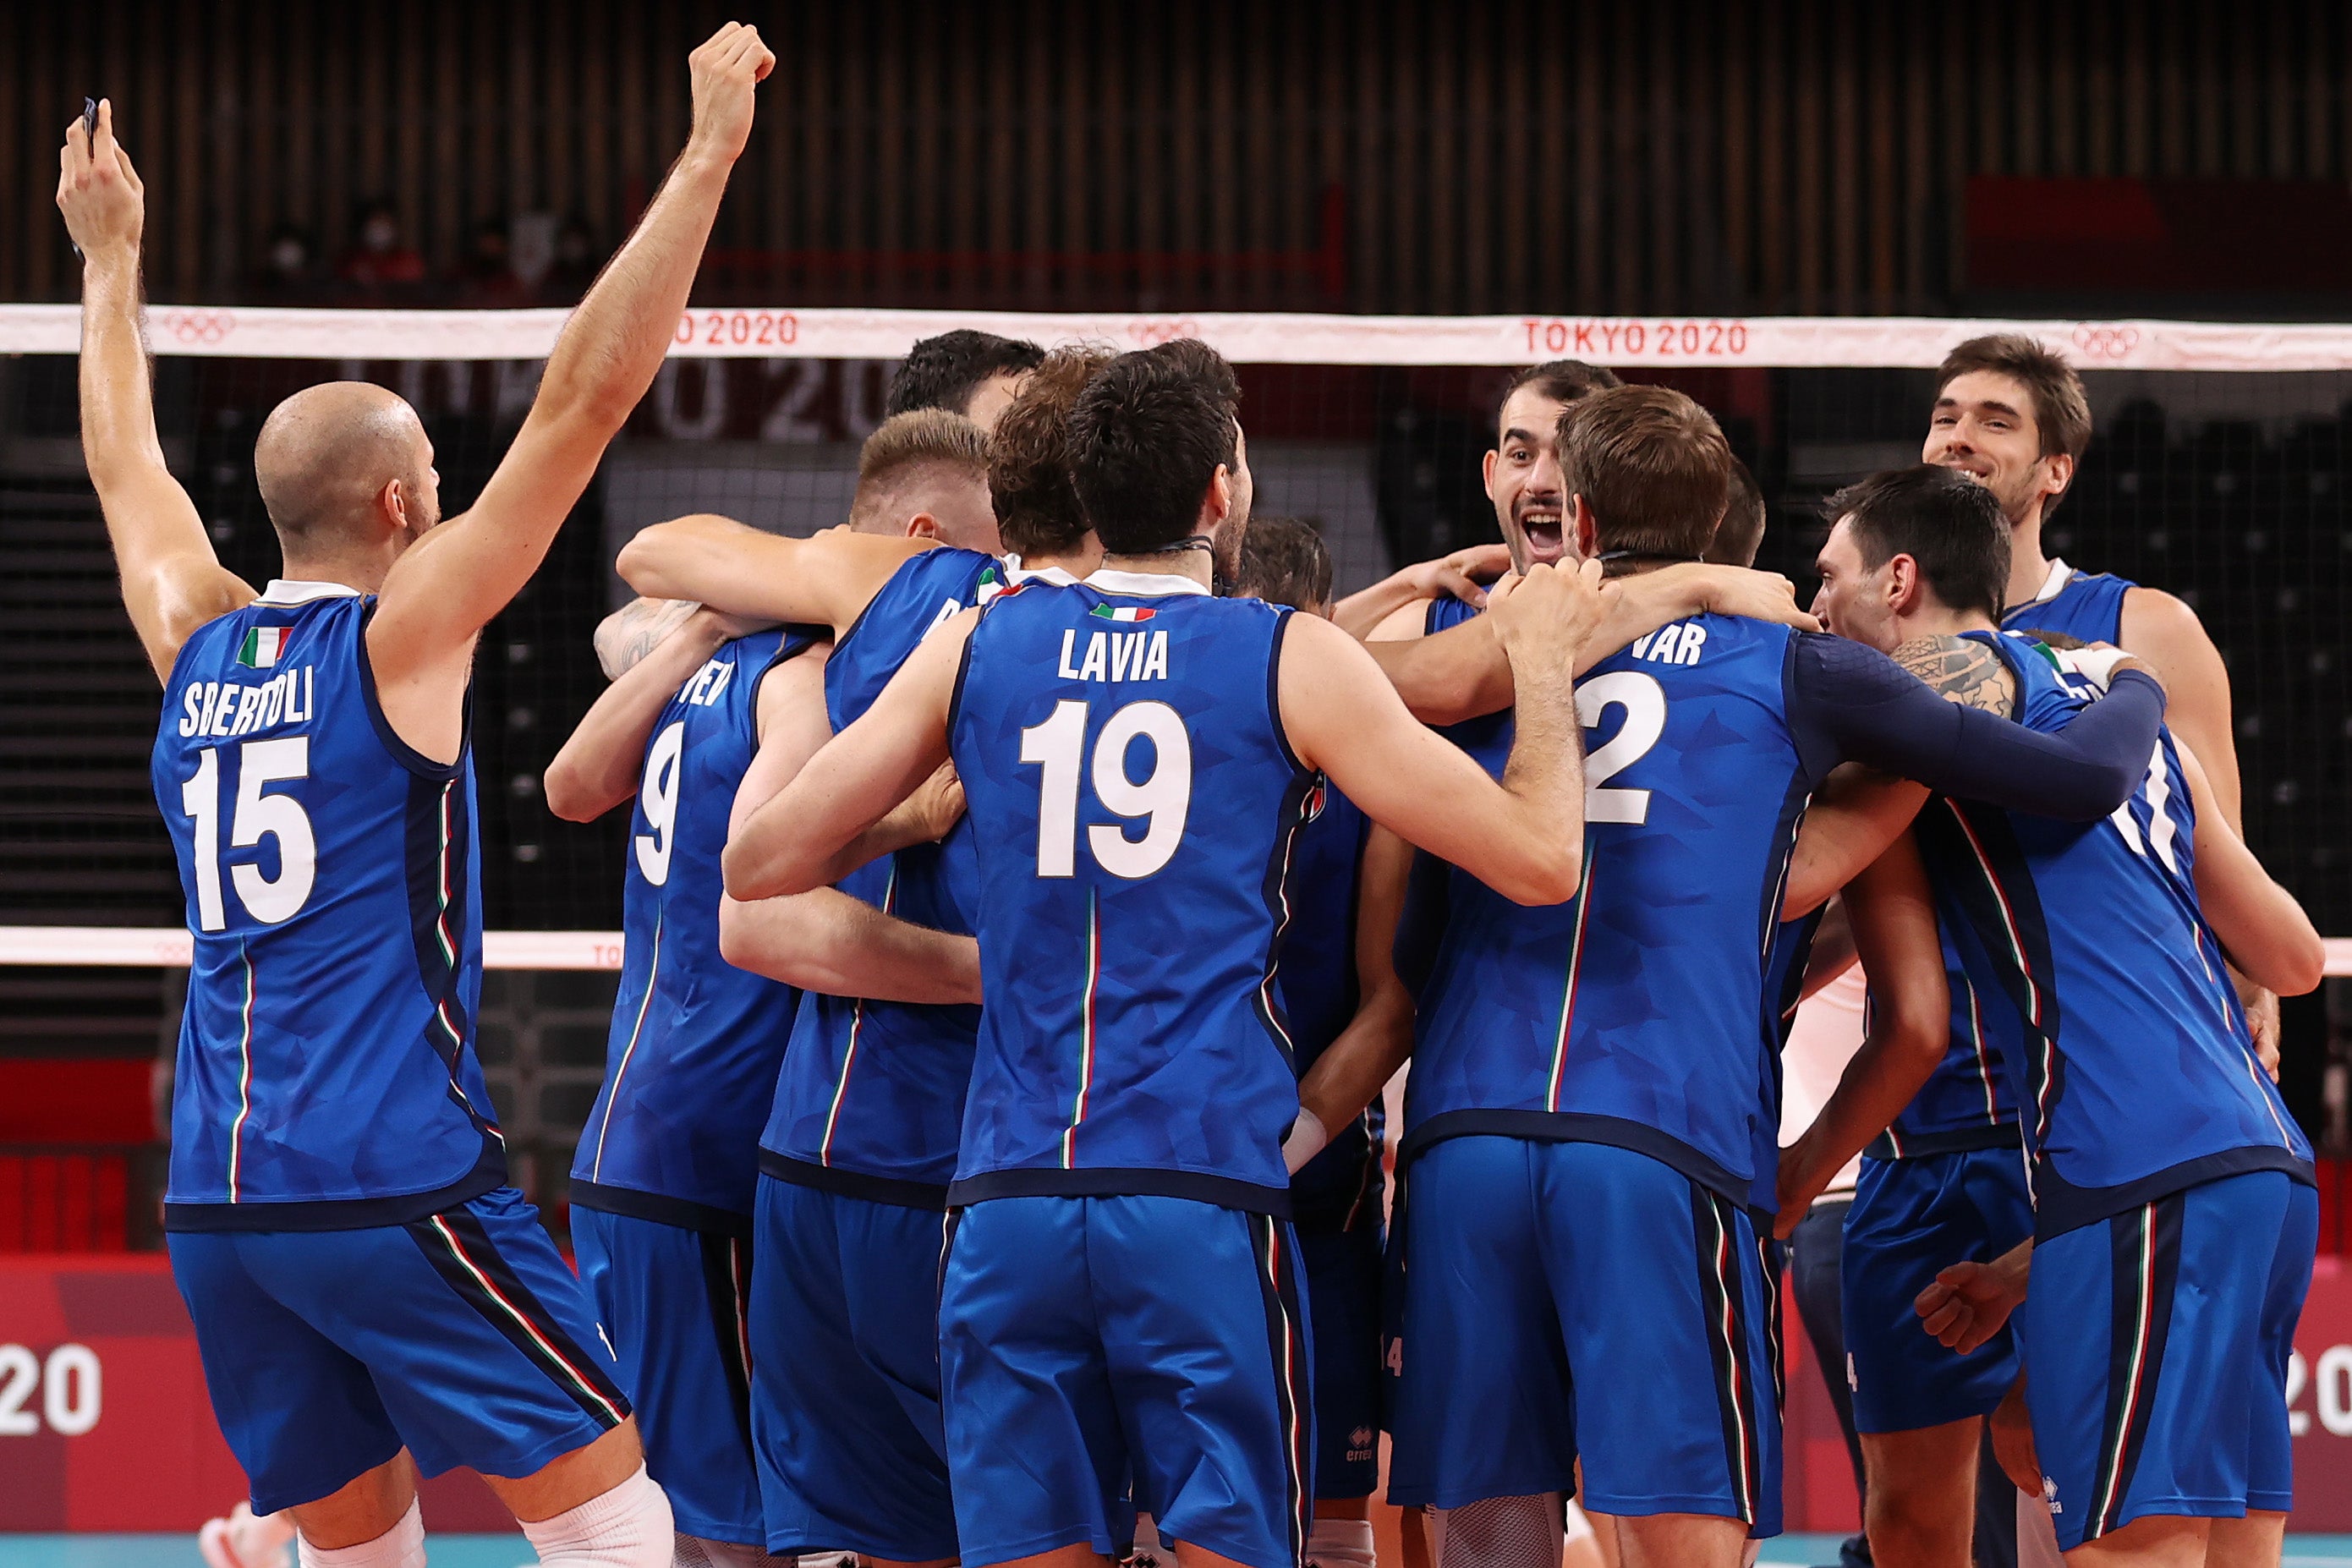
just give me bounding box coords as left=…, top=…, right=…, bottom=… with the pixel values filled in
left=1003, top=555, right=1081, bottom=588
left=255, top=579, right=365, bottom=606
left=2011, top=556, right=2075, bottom=612
left=1083, top=567, right=1211, bottom=598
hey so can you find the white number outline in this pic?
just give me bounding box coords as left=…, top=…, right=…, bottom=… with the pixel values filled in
left=1577, top=671, right=1668, bottom=825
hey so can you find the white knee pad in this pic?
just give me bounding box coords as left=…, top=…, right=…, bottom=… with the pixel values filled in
left=296, top=1499, right=425, bottom=1568
left=1432, top=1493, right=1563, bottom=1568
left=1307, top=1516, right=1376, bottom=1568
left=521, top=1466, right=675, bottom=1568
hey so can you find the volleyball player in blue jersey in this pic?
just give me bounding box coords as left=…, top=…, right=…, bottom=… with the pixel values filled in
left=1806, top=466, right=2324, bottom=1565
left=1922, top=335, right=2280, bottom=1081
left=67, top=31, right=773, bottom=1568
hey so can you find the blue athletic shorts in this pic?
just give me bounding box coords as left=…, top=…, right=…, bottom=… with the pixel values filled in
left=939, top=1194, right=1313, bottom=1568
left=748, top=1174, right=957, bottom=1561
left=1300, top=1225, right=1383, bottom=1500
left=2024, top=1170, right=2316, bottom=1552
left=1843, top=1146, right=2035, bottom=1434
left=167, top=1186, right=629, bottom=1516
left=1386, top=1137, right=1780, bottom=1533
left=571, top=1206, right=759, bottom=1545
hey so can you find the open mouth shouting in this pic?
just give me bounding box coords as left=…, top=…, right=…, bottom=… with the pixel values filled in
left=1515, top=500, right=1566, bottom=566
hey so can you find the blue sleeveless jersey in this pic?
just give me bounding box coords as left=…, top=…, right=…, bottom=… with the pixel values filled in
left=1404, top=612, right=1812, bottom=1207
left=759, top=547, right=1006, bottom=1208
left=1913, top=632, right=2311, bottom=1238
left=946, top=574, right=1313, bottom=1215
left=151, top=586, right=503, bottom=1231
left=2001, top=559, right=2130, bottom=646
left=572, top=628, right=818, bottom=1233
left=1272, top=781, right=1385, bottom=1231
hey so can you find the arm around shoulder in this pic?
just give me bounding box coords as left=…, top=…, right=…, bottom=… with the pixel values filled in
left=2174, top=739, right=2323, bottom=995
left=2119, top=584, right=2240, bottom=831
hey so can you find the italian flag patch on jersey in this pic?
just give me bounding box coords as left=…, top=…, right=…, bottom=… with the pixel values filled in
left=1090, top=604, right=1155, bottom=622
left=237, top=626, right=290, bottom=668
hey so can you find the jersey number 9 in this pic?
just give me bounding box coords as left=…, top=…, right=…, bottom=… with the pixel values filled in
left=635, top=721, right=688, bottom=886
left=1020, top=699, right=1193, bottom=880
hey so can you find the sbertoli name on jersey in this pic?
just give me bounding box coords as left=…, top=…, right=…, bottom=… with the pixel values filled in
left=175, top=665, right=317, bottom=740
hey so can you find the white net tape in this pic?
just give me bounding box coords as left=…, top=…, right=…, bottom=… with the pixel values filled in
left=3, top=303, right=2352, bottom=370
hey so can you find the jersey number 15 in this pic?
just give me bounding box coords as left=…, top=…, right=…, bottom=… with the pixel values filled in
left=178, top=739, right=316, bottom=930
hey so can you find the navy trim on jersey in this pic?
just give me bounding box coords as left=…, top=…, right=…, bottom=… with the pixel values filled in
left=354, top=600, right=467, bottom=782
left=2088, top=1193, right=2184, bottom=1541
left=1265, top=609, right=1308, bottom=776
left=406, top=1203, right=632, bottom=1428
left=1865, top=1122, right=2022, bottom=1161
left=2037, top=1145, right=2316, bottom=1242
left=1251, top=771, right=1320, bottom=1078
left=760, top=1149, right=951, bottom=1213
left=946, top=1165, right=1296, bottom=1218
left=568, top=1177, right=754, bottom=1238
left=163, top=1149, right=503, bottom=1232
left=402, top=773, right=505, bottom=1152
left=1399, top=1109, right=1747, bottom=1207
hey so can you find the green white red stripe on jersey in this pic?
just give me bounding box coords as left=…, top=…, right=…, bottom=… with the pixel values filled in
left=1090, top=604, right=1156, bottom=622
left=1063, top=888, right=1103, bottom=1167
left=237, top=625, right=291, bottom=668
left=1543, top=839, right=1598, bottom=1112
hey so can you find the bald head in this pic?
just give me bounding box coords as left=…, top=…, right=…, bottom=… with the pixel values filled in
left=253, top=382, right=439, bottom=552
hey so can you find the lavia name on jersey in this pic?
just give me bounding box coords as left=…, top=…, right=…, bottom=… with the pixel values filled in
left=1055, top=620, right=1171, bottom=684
left=176, top=665, right=316, bottom=741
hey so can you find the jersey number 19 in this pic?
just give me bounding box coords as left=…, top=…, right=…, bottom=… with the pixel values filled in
left=1020, top=699, right=1193, bottom=880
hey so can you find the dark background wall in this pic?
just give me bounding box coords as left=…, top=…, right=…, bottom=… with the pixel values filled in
left=5, top=0, right=2352, bottom=316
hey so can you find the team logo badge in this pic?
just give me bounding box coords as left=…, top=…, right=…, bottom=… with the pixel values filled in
left=236, top=626, right=291, bottom=669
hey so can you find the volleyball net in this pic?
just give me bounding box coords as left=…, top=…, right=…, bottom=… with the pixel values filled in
left=3, top=301, right=2349, bottom=971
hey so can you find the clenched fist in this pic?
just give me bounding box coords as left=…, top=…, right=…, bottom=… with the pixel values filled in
left=687, top=22, right=777, bottom=165
left=56, top=98, right=145, bottom=265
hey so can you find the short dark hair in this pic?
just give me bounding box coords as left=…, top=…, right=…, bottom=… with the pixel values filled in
left=1234, top=517, right=1332, bottom=611
left=988, top=344, right=1116, bottom=557
left=1555, top=385, right=1731, bottom=561
left=1825, top=465, right=2010, bottom=622
left=1067, top=339, right=1242, bottom=556
left=885, top=330, right=1046, bottom=419
left=1499, top=360, right=1622, bottom=432
left=1934, top=333, right=2092, bottom=515
left=1704, top=457, right=1768, bottom=567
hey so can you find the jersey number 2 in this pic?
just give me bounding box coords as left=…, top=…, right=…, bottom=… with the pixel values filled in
left=1020, top=699, right=1192, bottom=879
left=1578, top=671, right=1666, bottom=825
left=178, top=738, right=316, bottom=930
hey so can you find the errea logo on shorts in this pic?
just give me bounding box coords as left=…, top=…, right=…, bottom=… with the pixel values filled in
left=2042, top=1476, right=2062, bottom=1516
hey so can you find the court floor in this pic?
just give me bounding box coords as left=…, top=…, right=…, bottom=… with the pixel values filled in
left=6, top=1540, right=2352, bottom=1568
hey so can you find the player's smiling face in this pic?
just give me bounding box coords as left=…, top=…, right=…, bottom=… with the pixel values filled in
left=1924, top=370, right=2066, bottom=527
left=1484, top=387, right=1571, bottom=567
left=1812, top=518, right=1900, bottom=653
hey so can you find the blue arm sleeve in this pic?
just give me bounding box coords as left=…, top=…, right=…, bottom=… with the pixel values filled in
left=1786, top=633, right=2163, bottom=820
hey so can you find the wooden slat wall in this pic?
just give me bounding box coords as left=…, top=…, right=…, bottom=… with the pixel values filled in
left=2, top=0, right=2348, bottom=313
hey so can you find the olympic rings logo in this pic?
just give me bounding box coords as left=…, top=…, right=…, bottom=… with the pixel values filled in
left=2070, top=324, right=2141, bottom=360
left=1127, top=318, right=1203, bottom=347
left=156, top=310, right=235, bottom=345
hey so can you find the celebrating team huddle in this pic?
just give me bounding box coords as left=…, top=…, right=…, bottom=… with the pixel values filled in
left=58, top=25, right=2325, bottom=1568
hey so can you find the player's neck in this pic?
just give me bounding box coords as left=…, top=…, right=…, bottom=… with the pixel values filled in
left=277, top=551, right=390, bottom=595
left=1891, top=606, right=1999, bottom=646
left=1096, top=551, right=1213, bottom=590
left=2005, top=502, right=2052, bottom=607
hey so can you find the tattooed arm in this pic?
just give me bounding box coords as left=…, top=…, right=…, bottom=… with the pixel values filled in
left=595, top=595, right=703, bottom=681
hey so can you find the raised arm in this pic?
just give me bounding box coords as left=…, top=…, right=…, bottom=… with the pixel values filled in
left=1775, top=832, right=1951, bottom=1235
left=1364, top=562, right=1817, bottom=726
left=1287, top=824, right=1417, bottom=1170
left=59, top=101, right=255, bottom=683
left=2174, top=739, right=2324, bottom=998
left=368, top=24, right=772, bottom=748
left=723, top=611, right=972, bottom=901
left=1286, top=563, right=1601, bottom=907
left=616, top=514, right=929, bottom=638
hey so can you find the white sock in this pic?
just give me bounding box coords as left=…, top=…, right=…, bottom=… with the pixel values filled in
left=521, top=1467, right=675, bottom=1568
left=296, top=1500, right=425, bottom=1568
left=1307, top=1516, right=1375, bottom=1568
